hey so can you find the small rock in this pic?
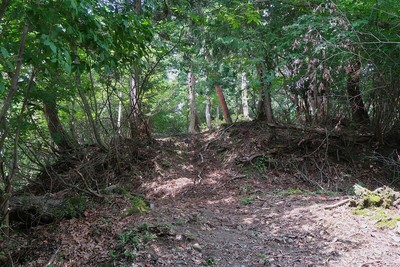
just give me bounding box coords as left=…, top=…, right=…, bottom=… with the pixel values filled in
left=391, top=235, right=400, bottom=243
left=396, top=222, right=400, bottom=234
left=192, top=243, right=202, bottom=251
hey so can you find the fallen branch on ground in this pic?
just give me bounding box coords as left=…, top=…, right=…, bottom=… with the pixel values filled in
left=324, top=198, right=351, bottom=210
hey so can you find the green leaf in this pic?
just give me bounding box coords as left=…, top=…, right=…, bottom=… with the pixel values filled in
left=70, top=0, right=77, bottom=10
left=43, top=36, right=57, bottom=54
left=49, top=43, right=57, bottom=53
left=0, top=47, right=9, bottom=58
left=63, top=61, right=71, bottom=74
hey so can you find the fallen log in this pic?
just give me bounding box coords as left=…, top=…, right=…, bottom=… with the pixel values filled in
left=9, top=194, right=83, bottom=228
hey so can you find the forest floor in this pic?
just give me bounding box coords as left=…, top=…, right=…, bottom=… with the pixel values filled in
left=5, top=121, right=400, bottom=266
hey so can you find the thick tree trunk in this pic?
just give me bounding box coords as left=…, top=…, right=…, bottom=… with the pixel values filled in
left=43, top=98, right=76, bottom=152
left=256, top=62, right=274, bottom=123
left=215, top=85, right=233, bottom=124
left=346, top=61, right=369, bottom=124
left=241, top=72, right=250, bottom=120
left=188, top=66, right=199, bottom=133
left=205, top=96, right=212, bottom=130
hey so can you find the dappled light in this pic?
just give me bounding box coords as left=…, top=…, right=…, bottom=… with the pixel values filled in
left=145, top=177, right=193, bottom=197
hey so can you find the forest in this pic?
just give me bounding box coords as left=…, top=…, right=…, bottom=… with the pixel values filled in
left=1, top=0, right=400, bottom=266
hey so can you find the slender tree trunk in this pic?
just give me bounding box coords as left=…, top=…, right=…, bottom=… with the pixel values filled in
left=0, top=26, right=29, bottom=228
left=346, top=61, right=369, bottom=124
left=117, top=91, right=123, bottom=134
left=0, top=24, right=28, bottom=127
left=129, top=68, right=141, bottom=138
left=305, top=90, right=312, bottom=123
left=134, top=0, right=141, bottom=11
left=67, top=99, right=79, bottom=144
left=76, top=71, right=106, bottom=150
left=0, top=0, right=10, bottom=21
left=216, top=107, right=220, bottom=121
left=205, top=96, right=212, bottom=130
left=188, top=65, right=199, bottom=133
left=256, top=62, right=274, bottom=123
left=215, top=85, right=233, bottom=124
left=241, top=72, right=250, bottom=120
left=312, top=73, right=318, bottom=122
left=1, top=69, right=33, bottom=239
left=128, top=0, right=150, bottom=140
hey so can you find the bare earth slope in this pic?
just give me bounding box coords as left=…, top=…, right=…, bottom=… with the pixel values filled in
left=8, top=122, right=400, bottom=266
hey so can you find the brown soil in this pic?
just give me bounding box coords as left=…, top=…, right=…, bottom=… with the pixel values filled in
left=4, top=122, right=400, bottom=266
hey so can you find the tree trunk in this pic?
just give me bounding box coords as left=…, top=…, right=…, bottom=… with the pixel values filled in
left=188, top=66, right=199, bottom=133
left=117, top=91, right=123, bottom=134
left=0, top=24, right=29, bottom=234
left=129, top=68, right=142, bottom=139
left=205, top=96, right=212, bottom=130
left=216, top=106, right=220, bottom=121
left=241, top=72, right=250, bottom=120
left=215, top=85, right=233, bottom=124
left=346, top=61, right=369, bottom=124
left=256, top=62, right=274, bottom=123
left=128, top=0, right=150, bottom=140
left=1, top=69, right=33, bottom=239
left=67, top=99, right=80, bottom=143
left=133, top=0, right=141, bottom=12
left=0, top=24, right=29, bottom=127
left=43, top=98, right=76, bottom=152
left=76, top=71, right=106, bottom=150
left=1, top=179, right=11, bottom=237
left=0, top=0, right=10, bottom=21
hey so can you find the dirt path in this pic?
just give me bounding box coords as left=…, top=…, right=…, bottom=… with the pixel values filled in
left=11, top=132, right=400, bottom=266
left=128, top=135, right=400, bottom=266
left=133, top=193, right=400, bottom=267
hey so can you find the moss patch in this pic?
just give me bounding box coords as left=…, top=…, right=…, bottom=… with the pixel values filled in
left=353, top=207, right=400, bottom=228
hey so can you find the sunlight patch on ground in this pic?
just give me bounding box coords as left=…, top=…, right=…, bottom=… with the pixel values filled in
left=179, top=163, right=194, bottom=172
left=242, top=215, right=259, bottom=225
left=205, top=169, right=228, bottom=182
left=207, top=196, right=236, bottom=205
left=145, top=177, right=193, bottom=197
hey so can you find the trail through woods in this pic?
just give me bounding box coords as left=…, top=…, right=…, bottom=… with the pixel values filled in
left=6, top=123, right=400, bottom=266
